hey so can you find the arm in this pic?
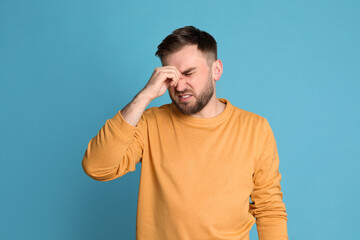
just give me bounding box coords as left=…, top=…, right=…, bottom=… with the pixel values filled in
left=249, top=118, right=288, bottom=240
left=82, top=66, right=181, bottom=181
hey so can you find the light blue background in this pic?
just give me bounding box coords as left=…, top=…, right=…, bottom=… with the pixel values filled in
left=1, top=0, right=359, bottom=239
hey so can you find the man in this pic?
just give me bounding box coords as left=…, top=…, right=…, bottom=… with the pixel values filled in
left=82, top=26, right=288, bottom=240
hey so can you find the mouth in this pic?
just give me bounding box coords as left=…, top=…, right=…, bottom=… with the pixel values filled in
left=178, top=94, right=193, bottom=102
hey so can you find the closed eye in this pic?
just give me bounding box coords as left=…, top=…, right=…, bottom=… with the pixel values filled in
left=181, top=67, right=196, bottom=77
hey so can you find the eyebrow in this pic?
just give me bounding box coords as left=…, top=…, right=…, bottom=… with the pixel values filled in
left=181, top=67, right=196, bottom=75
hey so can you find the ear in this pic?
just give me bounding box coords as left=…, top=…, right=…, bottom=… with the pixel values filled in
left=212, top=59, right=223, bottom=81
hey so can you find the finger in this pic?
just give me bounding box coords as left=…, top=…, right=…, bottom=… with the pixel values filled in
left=167, top=68, right=181, bottom=86
left=170, top=66, right=182, bottom=81
left=161, top=66, right=181, bottom=81
left=160, top=70, right=180, bottom=84
left=161, top=72, right=178, bottom=86
left=172, top=70, right=181, bottom=86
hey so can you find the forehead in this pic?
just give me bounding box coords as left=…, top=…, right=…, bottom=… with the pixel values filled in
left=162, top=45, right=208, bottom=71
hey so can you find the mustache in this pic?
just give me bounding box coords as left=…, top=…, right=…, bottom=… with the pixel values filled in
left=175, top=90, right=193, bottom=95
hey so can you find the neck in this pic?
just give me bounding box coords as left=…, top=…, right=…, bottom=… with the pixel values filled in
left=190, top=95, right=226, bottom=118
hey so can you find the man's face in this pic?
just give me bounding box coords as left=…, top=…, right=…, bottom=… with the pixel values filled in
left=162, top=45, right=215, bottom=115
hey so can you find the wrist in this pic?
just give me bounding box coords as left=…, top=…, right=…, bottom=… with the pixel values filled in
left=136, top=89, right=153, bottom=105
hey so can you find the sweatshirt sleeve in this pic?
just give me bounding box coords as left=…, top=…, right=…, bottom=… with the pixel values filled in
left=249, top=118, right=288, bottom=240
left=82, top=110, right=146, bottom=181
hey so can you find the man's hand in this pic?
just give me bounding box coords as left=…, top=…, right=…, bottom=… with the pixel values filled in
left=120, top=66, right=181, bottom=126
left=141, top=66, right=181, bottom=100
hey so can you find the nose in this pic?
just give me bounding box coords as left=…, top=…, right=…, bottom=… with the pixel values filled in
left=175, top=77, right=187, bottom=92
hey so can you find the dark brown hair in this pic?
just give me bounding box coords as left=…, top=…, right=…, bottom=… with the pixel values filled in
left=155, top=26, right=217, bottom=64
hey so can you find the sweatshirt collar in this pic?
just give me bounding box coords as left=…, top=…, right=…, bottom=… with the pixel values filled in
left=170, top=98, right=233, bottom=125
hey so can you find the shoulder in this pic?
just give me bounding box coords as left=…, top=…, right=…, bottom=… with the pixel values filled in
left=228, top=100, right=267, bottom=126
left=224, top=99, right=272, bottom=140
left=227, top=101, right=274, bottom=152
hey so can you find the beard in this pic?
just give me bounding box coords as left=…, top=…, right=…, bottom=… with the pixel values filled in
left=170, top=74, right=214, bottom=115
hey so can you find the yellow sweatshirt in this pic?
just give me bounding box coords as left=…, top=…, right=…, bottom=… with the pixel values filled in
left=82, top=98, right=288, bottom=240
